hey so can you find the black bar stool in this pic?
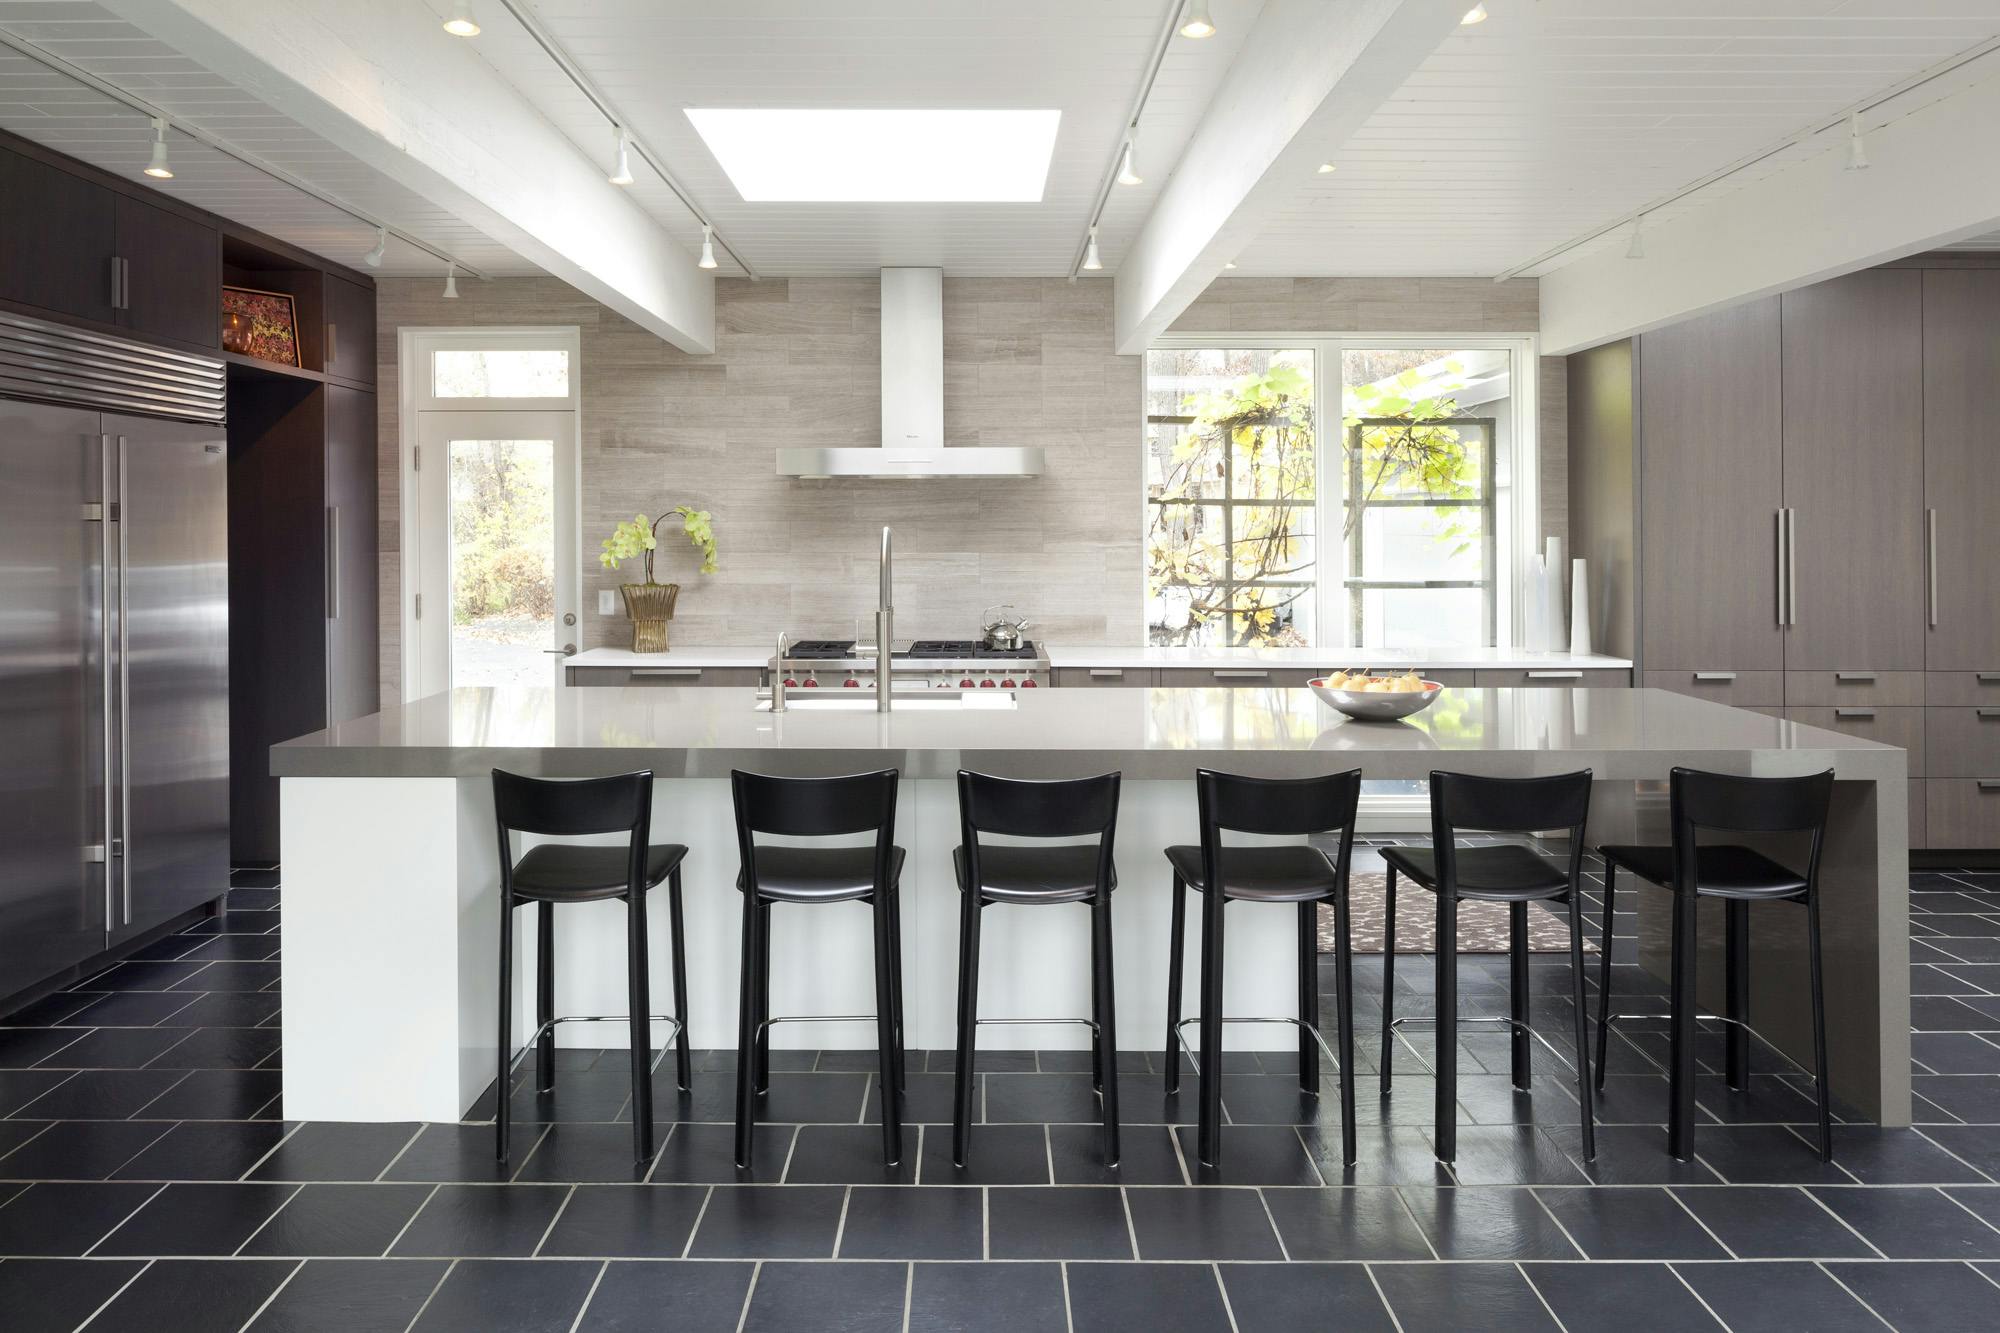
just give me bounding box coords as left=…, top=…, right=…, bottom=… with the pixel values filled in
left=952, top=769, right=1122, bottom=1168
left=731, top=767, right=906, bottom=1171
left=1379, top=769, right=1596, bottom=1163
left=491, top=768, right=691, bottom=1163
left=1164, top=767, right=1363, bottom=1169
left=1595, top=766, right=1835, bottom=1162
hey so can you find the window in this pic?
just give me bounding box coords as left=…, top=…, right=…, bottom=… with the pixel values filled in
left=432, top=348, right=570, bottom=399
left=1144, top=338, right=1532, bottom=649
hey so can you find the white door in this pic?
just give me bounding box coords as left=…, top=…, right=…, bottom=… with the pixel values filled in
left=413, top=409, right=578, bottom=697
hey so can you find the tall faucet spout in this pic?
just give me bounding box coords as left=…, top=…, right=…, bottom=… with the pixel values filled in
left=877, top=526, right=893, bottom=713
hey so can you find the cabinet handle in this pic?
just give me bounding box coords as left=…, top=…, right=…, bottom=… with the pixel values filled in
left=1088, top=668, right=1124, bottom=679
left=1786, top=508, right=1798, bottom=626
left=1976, top=709, right=2000, bottom=720
left=1834, top=672, right=1876, bottom=683
left=1212, top=670, right=1269, bottom=680
left=109, top=256, right=130, bottom=311
left=1775, top=509, right=1787, bottom=625
left=326, top=507, right=341, bottom=619
left=1693, top=672, right=1737, bottom=682
left=1528, top=670, right=1583, bottom=680
left=1978, top=780, right=2000, bottom=792
left=1979, top=673, right=2000, bottom=685
left=326, top=322, right=337, bottom=368
left=1834, top=708, right=1876, bottom=719
left=633, top=667, right=701, bottom=677
left=1927, top=508, right=1938, bottom=628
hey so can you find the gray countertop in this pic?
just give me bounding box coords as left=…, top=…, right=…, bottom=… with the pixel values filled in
left=564, top=644, right=1635, bottom=671
left=273, top=686, right=1901, bottom=783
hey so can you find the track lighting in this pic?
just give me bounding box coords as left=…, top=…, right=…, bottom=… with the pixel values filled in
left=1116, top=133, right=1142, bottom=186
left=609, top=127, right=634, bottom=185
left=1317, top=162, right=1336, bottom=174
left=1462, top=4, right=1488, bottom=23
left=442, top=261, right=459, bottom=298
left=1179, top=0, right=1215, bottom=39
left=1625, top=214, right=1646, bottom=260
left=363, top=226, right=387, bottom=268
left=697, top=224, right=718, bottom=270
left=1082, top=226, right=1103, bottom=271
left=443, top=1, right=480, bottom=37
left=1846, top=111, right=1869, bottom=171
left=1224, top=259, right=1237, bottom=269
left=143, top=117, right=173, bottom=179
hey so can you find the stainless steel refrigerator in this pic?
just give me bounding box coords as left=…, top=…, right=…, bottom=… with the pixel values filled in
left=0, top=313, right=228, bottom=999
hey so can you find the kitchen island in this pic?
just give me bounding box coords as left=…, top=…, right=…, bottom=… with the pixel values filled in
left=272, top=686, right=1908, bottom=1126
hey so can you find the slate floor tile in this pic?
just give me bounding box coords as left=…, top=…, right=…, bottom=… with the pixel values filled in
left=574, top=1260, right=754, bottom=1332
left=646, top=1121, right=795, bottom=1184
left=837, top=1183, right=984, bottom=1259
left=1367, top=1261, right=1561, bottom=1333
left=782, top=1123, right=917, bottom=1184
left=245, top=1258, right=451, bottom=1332
left=684, top=1183, right=846, bottom=1258
left=85, top=1258, right=299, bottom=1333
left=1063, top=1262, right=1232, bottom=1333
left=0, top=1257, right=147, bottom=1331
left=1671, top=1260, right=1885, bottom=1332
left=1811, top=1185, right=2000, bottom=1259
left=247, top=1122, right=421, bottom=1182
left=1125, top=1184, right=1282, bottom=1260
left=94, top=1180, right=297, bottom=1255
left=536, top=1183, right=708, bottom=1258
left=742, top=1260, right=908, bottom=1333
left=1176, top=1124, right=1326, bottom=1186
left=1532, top=1186, right=1729, bottom=1260
left=513, top=1121, right=663, bottom=1183
left=239, top=1182, right=436, bottom=1257
left=389, top=1182, right=572, bottom=1257
left=129, top=1068, right=282, bottom=1121
left=1671, top=1184, right=1876, bottom=1258
left=1049, top=1122, right=1184, bottom=1184
left=381, top=1123, right=543, bottom=1184
left=410, top=1258, right=598, bottom=1333
left=986, top=1185, right=1132, bottom=1260
left=1523, top=1261, right=1723, bottom=1332
left=1219, top=1262, right=1396, bottom=1333
left=111, top=1119, right=288, bottom=1181
left=12, top=1068, right=189, bottom=1121
left=0, top=1119, right=172, bottom=1180
left=0, top=1179, right=163, bottom=1256
left=918, top=1122, right=1050, bottom=1185
left=907, top=1261, right=1067, bottom=1333
left=1259, top=1184, right=1433, bottom=1260
left=1398, top=1184, right=1582, bottom=1259
left=1824, top=1260, right=2000, bottom=1332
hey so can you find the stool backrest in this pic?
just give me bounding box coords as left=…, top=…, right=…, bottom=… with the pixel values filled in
left=1670, top=765, right=1833, bottom=889
left=1196, top=768, right=1363, bottom=892
left=1428, top=769, right=1593, bottom=890
left=956, top=770, right=1121, bottom=897
left=490, top=768, right=653, bottom=892
left=731, top=768, right=902, bottom=895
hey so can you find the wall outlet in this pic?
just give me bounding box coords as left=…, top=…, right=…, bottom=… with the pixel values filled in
left=597, top=589, right=618, bottom=616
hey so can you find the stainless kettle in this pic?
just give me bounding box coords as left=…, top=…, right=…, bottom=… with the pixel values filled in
left=980, top=605, right=1030, bottom=651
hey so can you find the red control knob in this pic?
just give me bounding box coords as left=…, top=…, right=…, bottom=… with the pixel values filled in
left=1000, top=678, right=1017, bottom=688
left=1022, top=678, right=1038, bottom=687
left=782, top=678, right=798, bottom=688
left=802, top=676, right=819, bottom=687
left=979, top=677, right=996, bottom=688
left=843, top=678, right=860, bottom=688
left=959, top=678, right=975, bottom=689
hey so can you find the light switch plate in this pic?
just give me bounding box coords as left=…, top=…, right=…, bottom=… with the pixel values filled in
left=597, top=589, right=618, bottom=615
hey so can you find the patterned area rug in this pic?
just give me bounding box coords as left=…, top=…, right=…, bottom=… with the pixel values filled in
left=1317, top=871, right=1595, bottom=955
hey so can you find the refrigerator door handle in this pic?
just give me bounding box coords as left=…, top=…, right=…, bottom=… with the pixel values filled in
left=97, top=433, right=115, bottom=929
left=117, top=434, right=131, bottom=927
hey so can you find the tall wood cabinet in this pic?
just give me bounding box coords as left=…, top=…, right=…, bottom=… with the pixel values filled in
left=1611, top=262, right=2000, bottom=850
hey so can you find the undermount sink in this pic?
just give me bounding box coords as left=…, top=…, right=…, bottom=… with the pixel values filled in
left=756, top=691, right=1019, bottom=712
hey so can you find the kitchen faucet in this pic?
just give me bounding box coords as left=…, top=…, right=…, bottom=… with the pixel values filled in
left=876, top=526, right=892, bottom=713
left=771, top=631, right=789, bottom=713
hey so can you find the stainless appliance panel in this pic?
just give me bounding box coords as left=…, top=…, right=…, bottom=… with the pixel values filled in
left=0, top=399, right=108, bottom=993
left=104, top=412, right=229, bottom=940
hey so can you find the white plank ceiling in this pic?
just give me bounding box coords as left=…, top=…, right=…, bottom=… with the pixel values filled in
left=0, top=0, right=1996, bottom=285
left=1232, top=0, right=2000, bottom=276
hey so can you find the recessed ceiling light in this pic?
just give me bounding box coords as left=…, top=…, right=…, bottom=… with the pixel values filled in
left=1180, top=1, right=1216, bottom=39
left=1461, top=4, right=1488, bottom=24
left=686, top=108, right=1060, bottom=203
left=443, top=1, right=480, bottom=37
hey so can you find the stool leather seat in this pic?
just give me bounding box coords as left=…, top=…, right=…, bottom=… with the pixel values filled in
left=1597, top=844, right=1808, bottom=900
left=953, top=844, right=1115, bottom=903
left=1379, top=844, right=1569, bottom=901
left=738, top=845, right=906, bottom=902
left=1162, top=844, right=1338, bottom=903
left=510, top=843, right=688, bottom=901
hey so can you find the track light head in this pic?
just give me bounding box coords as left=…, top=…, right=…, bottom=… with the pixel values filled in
left=442, top=261, right=460, bottom=298
left=1846, top=111, right=1869, bottom=171
left=1625, top=215, right=1646, bottom=260
left=609, top=127, right=635, bottom=185
left=443, top=1, right=480, bottom=37
left=1462, top=4, right=1488, bottom=24
left=1082, top=226, right=1103, bottom=271
left=1317, top=162, right=1337, bottom=174
left=1179, top=0, right=1215, bottom=39
left=697, top=224, right=718, bottom=270
left=143, top=117, right=173, bottom=179
left=363, top=226, right=387, bottom=268
left=1116, top=137, right=1142, bottom=187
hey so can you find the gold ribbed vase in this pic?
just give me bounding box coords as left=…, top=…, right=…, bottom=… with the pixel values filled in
left=619, top=581, right=680, bottom=653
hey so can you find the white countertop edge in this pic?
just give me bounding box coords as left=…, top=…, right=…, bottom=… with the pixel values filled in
left=567, top=645, right=1635, bottom=671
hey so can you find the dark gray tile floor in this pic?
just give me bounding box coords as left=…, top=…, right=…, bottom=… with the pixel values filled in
left=1, top=852, right=1998, bottom=1330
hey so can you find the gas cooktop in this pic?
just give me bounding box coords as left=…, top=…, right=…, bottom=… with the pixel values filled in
left=903, top=639, right=1041, bottom=661
left=783, top=640, right=860, bottom=660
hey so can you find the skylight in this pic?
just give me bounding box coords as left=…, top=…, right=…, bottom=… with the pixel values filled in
left=685, top=109, right=1060, bottom=203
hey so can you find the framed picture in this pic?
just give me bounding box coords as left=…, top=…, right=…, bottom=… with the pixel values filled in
left=221, top=285, right=300, bottom=367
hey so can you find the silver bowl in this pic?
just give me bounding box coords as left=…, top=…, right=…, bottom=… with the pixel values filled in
left=1309, top=677, right=1445, bottom=722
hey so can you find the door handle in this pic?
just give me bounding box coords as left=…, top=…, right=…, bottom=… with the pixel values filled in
left=542, top=644, right=578, bottom=656
left=97, top=433, right=114, bottom=931
left=116, top=435, right=131, bottom=927
left=1927, top=508, right=1938, bottom=629
left=326, top=507, right=340, bottom=619
left=1693, top=672, right=1737, bottom=682
left=1834, top=708, right=1877, bottom=719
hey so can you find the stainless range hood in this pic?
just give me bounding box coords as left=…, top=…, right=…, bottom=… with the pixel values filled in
left=776, top=267, right=1044, bottom=480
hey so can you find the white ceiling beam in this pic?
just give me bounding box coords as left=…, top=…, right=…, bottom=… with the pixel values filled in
left=100, top=0, right=714, bottom=352
left=1538, top=70, right=2000, bottom=356
left=1111, top=0, right=1467, bottom=355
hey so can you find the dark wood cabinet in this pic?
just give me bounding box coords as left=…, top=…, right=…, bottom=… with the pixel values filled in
left=0, top=145, right=117, bottom=325
left=114, top=193, right=220, bottom=348
left=323, top=275, right=377, bottom=385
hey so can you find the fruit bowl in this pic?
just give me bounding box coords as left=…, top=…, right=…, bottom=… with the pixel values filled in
left=1309, top=675, right=1445, bottom=722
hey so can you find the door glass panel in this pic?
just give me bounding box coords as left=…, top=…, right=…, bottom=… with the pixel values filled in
left=433, top=349, right=570, bottom=398
left=448, top=437, right=555, bottom=688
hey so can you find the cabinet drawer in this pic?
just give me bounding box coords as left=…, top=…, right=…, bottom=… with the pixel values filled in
left=1473, top=669, right=1631, bottom=688
left=1784, top=706, right=1924, bottom=772
left=1053, top=667, right=1153, bottom=687
left=1641, top=670, right=1784, bottom=707
left=1926, top=672, right=2000, bottom=707
left=1154, top=667, right=1320, bottom=688
left=1910, top=780, right=1927, bottom=851
left=1925, top=707, right=2000, bottom=778
left=1784, top=671, right=1925, bottom=707
left=568, top=665, right=762, bottom=687
left=1927, top=780, right=2000, bottom=849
